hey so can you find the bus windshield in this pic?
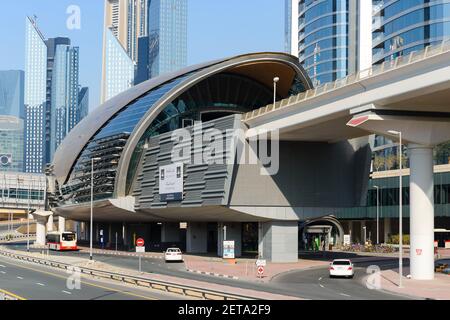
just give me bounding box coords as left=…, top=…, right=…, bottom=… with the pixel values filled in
left=62, top=233, right=76, bottom=241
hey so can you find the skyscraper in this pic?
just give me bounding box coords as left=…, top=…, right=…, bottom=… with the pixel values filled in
left=0, top=116, right=24, bottom=172
left=288, top=0, right=372, bottom=86
left=24, top=17, right=87, bottom=173
left=146, top=0, right=188, bottom=79
left=0, top=70, right=25, bottom=119
left=24, top=17, right=47, bottom=173
left=77, top=87, right=89, bottom=126
left=101, top=0, right=142, bottom=103
left=102, top=0, right=188, bottom=96
left=372, top=0, right=450, bottom=65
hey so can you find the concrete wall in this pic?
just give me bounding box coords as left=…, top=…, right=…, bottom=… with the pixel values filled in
left=186, top=222, right=207, bottom=253
left=229, top=138, right=371, bottom=211
left=260, top=221, right=298, bottom=263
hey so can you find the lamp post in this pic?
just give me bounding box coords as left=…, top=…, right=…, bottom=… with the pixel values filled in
left=388, top=130, right=403, bottom=288
left=374, top=185, right=380, bottom=245
left=27, top=179, right=32, bottom=252
left=90, top=157, right=101, bottom=261
left=273, top=77, right=280, bottom=106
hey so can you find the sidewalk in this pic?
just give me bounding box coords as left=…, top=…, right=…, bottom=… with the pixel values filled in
left=378, top=268, right=450, bottom=300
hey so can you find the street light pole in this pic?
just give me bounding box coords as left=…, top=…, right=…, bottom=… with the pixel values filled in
left=90, top=157, right=101, bottom=261
left=273, top=77, right=280, bottom=106
left=388, top=130, right=403, bottom=288
left=374, top=185, right=379, bottom=245
left=27, top=179, right=31, bottom=252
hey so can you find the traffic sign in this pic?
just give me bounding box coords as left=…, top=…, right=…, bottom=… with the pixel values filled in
left=256, top=259, right=266, bottom=267
left=257, top=266, right=264, bottom=276
left=136, top=238, right=145, bottom=247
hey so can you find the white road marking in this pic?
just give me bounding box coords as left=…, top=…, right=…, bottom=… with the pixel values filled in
left=17, top=276, right=24, bottom=280
left=0, top=271, right=5, bottom=274
left=36, top=283, right=45, bottom=286
left=62, top=290, right=72, bottom=295
left=318, top=277, right=322, bottom=281
left=340, top=293, right=351, bottom=297
left=0, top=264, right=5, bottom=268
left=319, top=284, right=324, bottom=288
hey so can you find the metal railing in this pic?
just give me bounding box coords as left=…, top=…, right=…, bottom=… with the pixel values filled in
left=243, top=39, right=450, bottom=122
left=0, top=247, right=256, bottom=300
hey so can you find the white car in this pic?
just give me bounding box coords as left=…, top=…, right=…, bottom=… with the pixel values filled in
left=329, top=259, right=354, bottom=278
left=164, top=248, right=183, bottom=262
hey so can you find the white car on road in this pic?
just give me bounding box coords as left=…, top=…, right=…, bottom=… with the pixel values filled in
left=329, top=259, right=354, bottom=278
left=164, top=248, right=183, bottom=262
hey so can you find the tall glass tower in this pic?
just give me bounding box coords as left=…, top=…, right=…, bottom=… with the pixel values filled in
left=0, top=70, right=25, bottom=119
left=24, top=17, right=47, bottom=173
left=290, top=1, right=372, bottom=86
left=373, top=0, right=450, bottom=65
left=147, top=0, right=187, bottom=79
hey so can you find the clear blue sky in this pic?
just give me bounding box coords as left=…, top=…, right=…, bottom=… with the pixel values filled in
left=0, top=0, right=285, bottom=111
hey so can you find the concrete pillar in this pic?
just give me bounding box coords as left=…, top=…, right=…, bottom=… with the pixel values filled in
left=47, top=214, right=54, bottom=232
left=384, top=218, right=391, bottom=244
left=35, top=218, right=47, bottom=245
left=348, top=220, right=353, bottom=244
left=58, top=216, right=65, bottom=232
left=161, top=223, right=181, bottom=243
left=259, top=221, right=298, bottom=263
left=186, top=222, right=207, bottom=253
left=217, top=222, right=242, bottom=257
left=408, top=144, right=435, bottom=280
left=361, top=221, right=366, bottom=244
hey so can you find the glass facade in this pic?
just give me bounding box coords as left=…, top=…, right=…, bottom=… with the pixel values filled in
left=104, top=29, right=135, bottom=102
left=24, top=17, right=47, bottom=173
left=0, top=70, right=25, bottom=119
left=298, top=0, right=350, bottom=86
left=148, top=0, right=188, bottom=78
left=373, top=0, right=450, bottom=64
left=0, top=116, right=24, bottom=172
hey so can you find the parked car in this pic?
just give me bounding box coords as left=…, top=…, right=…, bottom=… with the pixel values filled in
left=164, top=248, right=183, bottom=262
left=329, top=259, right=354, bottom=278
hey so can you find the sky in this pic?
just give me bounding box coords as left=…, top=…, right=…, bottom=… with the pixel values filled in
left=0, top=0, right=285, bottom=111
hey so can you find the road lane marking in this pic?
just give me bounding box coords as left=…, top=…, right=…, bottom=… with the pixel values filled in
left=16, top=276, right=24, bottom=279
left=0, top=288, right=26, bottom=300
left=340, top=293, right=351, bottom=297
left=319, top=284, right=324, bottom=288
left=62, top=290, right=72, bottom=295
left=318, top=277, right=322, bottom=281
left=0, top=258, right=157, bottom=300
left=0, top=271, right=5, bottom=274
left=0, top=264, right=6, bottom=268
left=36, top=283, right=45, bottom=286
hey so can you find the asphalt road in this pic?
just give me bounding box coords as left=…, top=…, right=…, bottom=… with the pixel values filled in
left=3, top=243, right=413, bottom=300
left=0, top=255, right=188, bottom=300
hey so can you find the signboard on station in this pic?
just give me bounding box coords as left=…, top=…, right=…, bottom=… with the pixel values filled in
left=223, top=240, right=235, bottom=259
left=343, top=234, right=351, bottom=246
left=159, top=163, right=184, bottom=201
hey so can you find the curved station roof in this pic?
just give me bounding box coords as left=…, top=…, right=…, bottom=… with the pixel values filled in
left=51, top=52, right=313, bottom=213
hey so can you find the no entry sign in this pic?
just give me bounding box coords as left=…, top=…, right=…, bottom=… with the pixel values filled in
left=136, top=238, right=145, bottom=247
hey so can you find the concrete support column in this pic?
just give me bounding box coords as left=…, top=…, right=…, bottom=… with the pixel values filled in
left=47, top=214, right=54, bottom=232
left=217, top=222, right=242, bottom=257
left=35, top=218, right=47, bottom=245
left=259, top=221, right=298, bottom=263
left=58, top=216, right=65, bottom=232
left=161, top=223, right=181, bottom=243
left=361, top=221, right=366, bottom=244
left=384, top=218, right=391, bottom=244
left=348, top=220, right=354, bottom=244
left=408, top=144, right=435, bottom=280
left=186, top=222, right=207, bottom=253
left=122, top=223, right=127, bottom=246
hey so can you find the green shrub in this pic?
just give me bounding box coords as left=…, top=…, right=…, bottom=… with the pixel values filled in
left=388, top=234, right=410, bottom=245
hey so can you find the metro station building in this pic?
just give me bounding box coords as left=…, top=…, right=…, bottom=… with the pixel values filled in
left=47, top=53, right=377, bottom=262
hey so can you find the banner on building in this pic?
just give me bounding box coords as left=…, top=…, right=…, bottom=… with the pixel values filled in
left=159, top=163, right=184, bottom=201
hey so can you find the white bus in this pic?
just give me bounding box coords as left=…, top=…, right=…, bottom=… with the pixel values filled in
left=46, top=231, right=78, bottom=251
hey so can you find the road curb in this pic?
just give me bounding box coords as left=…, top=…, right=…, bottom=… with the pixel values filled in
left=186, top=269, right=239, bottom=280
